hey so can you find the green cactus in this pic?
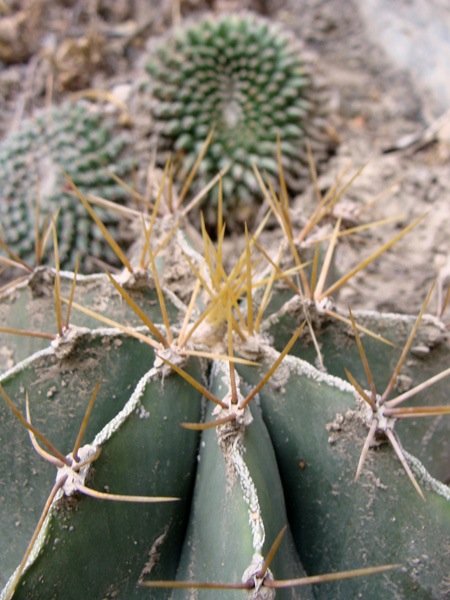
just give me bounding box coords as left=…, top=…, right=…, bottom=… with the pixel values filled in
left=0, top=27, right=449, bottom=597
left=145, top=13, right=332, bottom=228
left=1, top=171, right=449, bottom=599
left=0, top=101, right=133, bottom=271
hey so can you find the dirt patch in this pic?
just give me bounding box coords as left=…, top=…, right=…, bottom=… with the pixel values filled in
left=279, top=0, right=450, bottom=316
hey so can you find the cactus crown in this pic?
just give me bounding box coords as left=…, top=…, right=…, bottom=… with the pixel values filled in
left=0, top=101, right=132, bottom=271
left=146, top=13, right=331, bottom=227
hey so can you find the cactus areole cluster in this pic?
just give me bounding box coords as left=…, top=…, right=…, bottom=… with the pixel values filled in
left=146, top=13, right=331, bottom=227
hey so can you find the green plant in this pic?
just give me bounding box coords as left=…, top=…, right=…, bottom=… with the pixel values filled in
left=145, top=13, right=332, bottom=229
left=1, top=165, right=449, bottom=599
left=0, top=100, right=133, bottom=271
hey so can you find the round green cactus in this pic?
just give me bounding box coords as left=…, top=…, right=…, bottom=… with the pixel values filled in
left=0, top=101, right=133, bottom=271
left=146, top=13, right=331, bottom=227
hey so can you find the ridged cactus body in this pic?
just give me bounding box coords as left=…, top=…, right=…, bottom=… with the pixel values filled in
left=237, top=347, right=450, bottom=599
left=1, top=259, right=449, bottom=598
left=0, top=102, right=132, bottom=270
left=146, top=13, right=331, bottom=226
left=0, top=329, right=203, bottom=599
left=174, top=362, right=311, bottom=600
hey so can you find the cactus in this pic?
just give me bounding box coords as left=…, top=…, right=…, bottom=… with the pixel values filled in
left=0, top=17, right=449, bottom=596
left=1, top=159, right=449, bottom=600
left=0, top=101, right=133, bottom=271
left=145, top=13, right=332, bottom=228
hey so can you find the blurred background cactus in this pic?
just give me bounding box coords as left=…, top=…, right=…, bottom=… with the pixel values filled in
left=145, top=13, right=333, bottom=229
left=0, top=101, right=133, bottom=272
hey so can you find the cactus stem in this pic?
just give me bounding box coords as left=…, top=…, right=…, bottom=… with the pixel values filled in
left=1, top=380, right=181, bottom=599
left=4, top=383, right=180, bottom=597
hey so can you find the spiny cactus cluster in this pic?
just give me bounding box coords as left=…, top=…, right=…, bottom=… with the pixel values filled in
left=0, top=11, right=449, bottom=600
left=146, top=13, right=331, bottom=227
left=1, top=166, right=449, bottom=598
left=0, top=101, right=132, bottom=271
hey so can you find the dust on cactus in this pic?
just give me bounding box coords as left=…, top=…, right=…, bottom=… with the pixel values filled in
left=0, top=101, right=133, bottom=271
left=1, top=160, right=449, bottom=599
left=145, top=13, right=333, bottom=229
